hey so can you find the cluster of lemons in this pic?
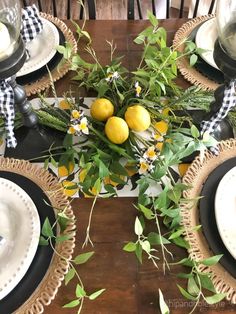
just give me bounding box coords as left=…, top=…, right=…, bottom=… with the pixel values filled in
left=90, top=98, right=151, bottom=144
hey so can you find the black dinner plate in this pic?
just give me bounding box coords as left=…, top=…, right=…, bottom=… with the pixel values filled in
left=16, top=24, right=65, bottom=86
left=0, top=171, right=56, bottom=314
left=189, top=20, right=224, bottom=84
left=199, top=157, right=236, bottom=278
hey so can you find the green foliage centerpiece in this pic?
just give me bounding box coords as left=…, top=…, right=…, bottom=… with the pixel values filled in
left=29, top=12, right=227, bottom=314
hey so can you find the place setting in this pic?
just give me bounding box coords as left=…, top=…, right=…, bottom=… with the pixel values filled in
left=16, top=11, right=77, bottom=96
left=173, top=14, right=224, bottom=91
left=0, top=3, right=76, bottom=313
left=0, top=158, right=76, bottom=314
left=181, top=139, right=236, bottom=304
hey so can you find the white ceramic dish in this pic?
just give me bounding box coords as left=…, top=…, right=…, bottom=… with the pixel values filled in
left=0, top=178, right=40, bottom=300
left=215, top=166, right=236, bottom=260
left=195, top=17, right=219, bottom=70
left=17, top=17, right=59, bottom=77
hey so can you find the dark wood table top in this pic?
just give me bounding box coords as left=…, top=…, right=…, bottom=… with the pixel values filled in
left=44, top=20, right=235, bottom=314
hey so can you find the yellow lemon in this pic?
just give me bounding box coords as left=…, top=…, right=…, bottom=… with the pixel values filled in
left=178, top=163, right=190, bottom=177
left=105, top=116, right=129, bottom=144
left=154, top=120, right=168, bottom=134
left=103, top=175, right=126, bottom=187
left=59, top=99, right=71, bottom=110
left=58, top=162, right=75, bottom=178
left=90, top=98, right=114, bottom=121
left=124, top=105, right=151, bottom=132
left=62, top=180, right=78, bottom=197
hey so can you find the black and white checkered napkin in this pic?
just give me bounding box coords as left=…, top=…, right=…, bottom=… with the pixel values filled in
left=201, top=79, right=236, bottom=155
left=0, top=5, right=43, bottom=148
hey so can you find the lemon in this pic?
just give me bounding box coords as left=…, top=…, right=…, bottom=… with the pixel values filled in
left=59, top=99, right=71, bottom=110
left=62, top=180, right=78, bottom=197
left=178, top=163, right=190, bottom=177
left=90, top=98, right=114, bottom=121
left=125, top=105, right=151, bottom=132
left=58, top=162, right=75, bottom=178
left=154, top=120, right=168, bottom=140
left=105, top=116, right=129, bottom=144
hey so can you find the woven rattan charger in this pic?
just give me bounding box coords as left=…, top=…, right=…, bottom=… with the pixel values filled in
left=173, top=15, right=220, bottom=91
left=0, top=158, right=76, bottom=314
left=181, top=139, right=236, bottom=304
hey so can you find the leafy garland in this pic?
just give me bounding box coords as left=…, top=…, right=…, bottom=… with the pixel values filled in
left=2, top=12, right=230, bottom=314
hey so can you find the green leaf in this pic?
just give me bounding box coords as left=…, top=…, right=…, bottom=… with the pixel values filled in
left=41, top=217, right=54, bottom=238
left=63, top=299, right=80, bottom=308
left=134, top=217, right=143, bottom=236
left=200, top=254, right=223, bottom=266
left=139, top=204, right=154, bottom=220
left=177, top=285, right=197, bottom=301
left=135, top=242, right=143, bottom=263
left=39, top=236, right=48, bottom=246
left=74, top=251, right=95, bottom=265
left=80, top=30, right=91, bottom=42
left=190, top=53, right=198, bottom=67
left=76, top=284, right=86, bottom=298
left=159, top=289, right=170, bottom=314
left=123, top=242, right=136, bottom=252
left=147, top=10, right=158, bottom=27
left=177, top=272, right=193, bottom=279
left=89, top=288, right=106, bottom=300
left=190, top=125, right=200, bottom=138
left=205, top=293, right=226, bottom=305
left=134, top=34, right=145, bottom=44
left=63, top=133, right=73, bottom=148
left=56, top=234, right=74, bottom=243
left=199, top=274, right=216, bottom=293
left=168, top=229, right=184, bottom=240
left=110, top=161, right=128, bottom=176
left=148, top=232, right=170, bottom=245
left=171, top=258, right=194, bottom=267
left=172, top=237, right=190, bottom=249
left=65, top=268, right=75, bottom=285
left=141, top=240, right=151, bottom=253
left=187, top=277, right=200, bottom=296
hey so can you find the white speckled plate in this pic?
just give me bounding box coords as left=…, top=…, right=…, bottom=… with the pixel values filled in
left=0, top=178, right=40, bottom=300
left=215, top=166, right=236, bottom=260
left=16, top=17, right=59, bottom=77
left=195, top=17, right=219, bottom=70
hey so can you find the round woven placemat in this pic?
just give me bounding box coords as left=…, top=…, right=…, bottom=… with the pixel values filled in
left=23, top=13, right=77, bottom=97
left=173, top=14, right=219, bottom=91
left=0, top=158, right=76, bottom=314
left=181, top=139, right=236, bottom=304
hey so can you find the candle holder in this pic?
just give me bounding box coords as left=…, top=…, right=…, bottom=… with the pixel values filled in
left=0, top=1, right=63, bottom=161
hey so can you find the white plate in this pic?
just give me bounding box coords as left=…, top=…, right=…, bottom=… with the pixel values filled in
left=215, top=166, right=236, bottom=260
left=17, top=18, right=59, bottom=77
left=0, top=178, right=40, bottom=300
left=195, top=17, right=219, bottom=70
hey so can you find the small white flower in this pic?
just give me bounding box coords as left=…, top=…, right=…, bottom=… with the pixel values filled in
left=78, top=117, right=89, bottom=135
left=135, top=81, right=142, bottom=97
left=138, top=158, right=154, bottom=174
left=143, top=146, right=159, bottom=161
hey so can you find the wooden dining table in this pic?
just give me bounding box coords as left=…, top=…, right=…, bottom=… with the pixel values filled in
left=42, top=19, right=235, bottom=314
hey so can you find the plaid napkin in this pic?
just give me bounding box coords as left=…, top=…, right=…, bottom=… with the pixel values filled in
left=201, top=79, right=236, bottom=155
left=0, top=5, right=43, bottom=148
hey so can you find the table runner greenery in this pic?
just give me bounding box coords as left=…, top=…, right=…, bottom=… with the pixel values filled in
left=1, top=11, right=233, bottom=314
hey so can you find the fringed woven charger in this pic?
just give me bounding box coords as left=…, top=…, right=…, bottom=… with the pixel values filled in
left=181, top=139, right=236, bottom=303
left=0, top=158, right=76, bottom=314
left=22, top=13, right=77, bottom=97
left=173, top=14, right=219, bottom=91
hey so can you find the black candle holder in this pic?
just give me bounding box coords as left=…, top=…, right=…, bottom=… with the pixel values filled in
left=0, top=37, right=63, bottom=161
